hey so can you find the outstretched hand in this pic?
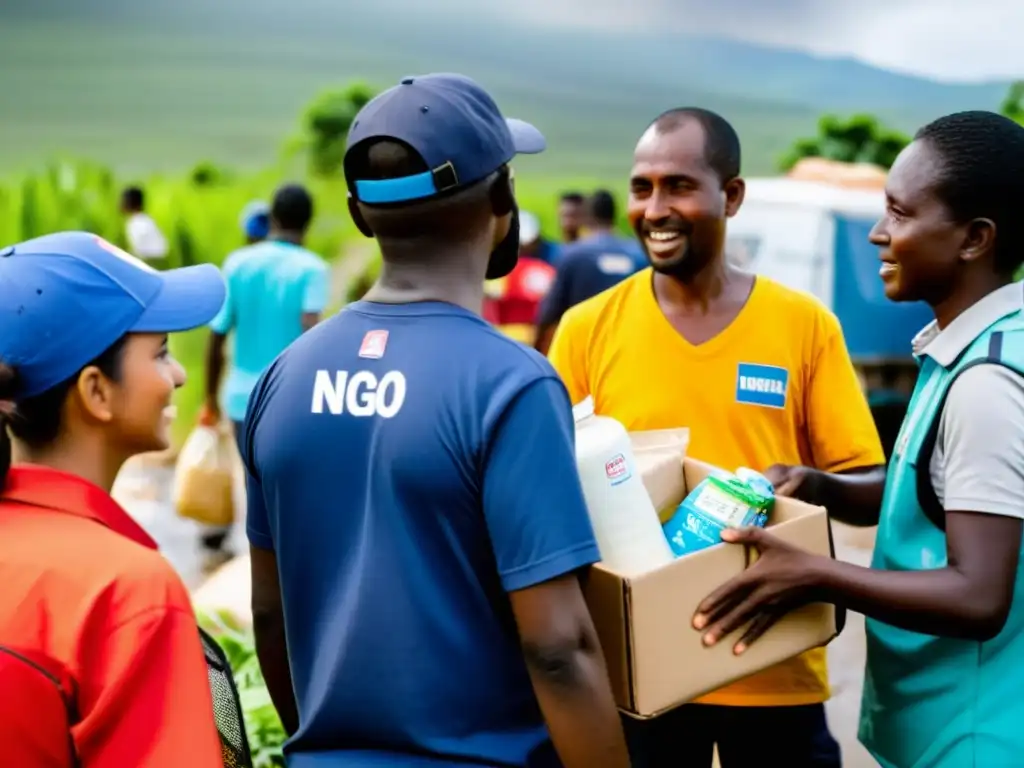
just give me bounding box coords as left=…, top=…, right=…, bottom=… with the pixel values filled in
left=692, top=526, right=827, bottom=654
left=763, top=463, right=821, bottom=503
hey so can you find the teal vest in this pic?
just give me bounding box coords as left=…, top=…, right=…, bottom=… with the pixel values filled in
left=860, top=311, right=1024, bottom=768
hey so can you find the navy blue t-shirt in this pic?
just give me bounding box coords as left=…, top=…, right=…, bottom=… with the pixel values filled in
left=242, top=300, right=600, bottom=767
left=538, top=233, right=646, bottom=326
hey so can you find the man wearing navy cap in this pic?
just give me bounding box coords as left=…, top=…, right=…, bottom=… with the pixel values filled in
left=241, top=73, right=629, bottom=767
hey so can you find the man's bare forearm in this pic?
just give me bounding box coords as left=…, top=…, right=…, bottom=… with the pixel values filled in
left=253, top=614, right=299, bottom=736
left=523, top=638, right=630, bottom=768
left=204, top=332, right=226, bottom=405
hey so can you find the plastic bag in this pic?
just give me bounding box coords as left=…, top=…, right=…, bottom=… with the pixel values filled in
left=173, top=425, right=237, bottom=527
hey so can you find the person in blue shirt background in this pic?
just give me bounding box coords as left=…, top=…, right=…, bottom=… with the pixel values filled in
left=241, top=73, right=629, bottom=768
left=694, top=111, right=1024, bottom=768
left=534, top=189, right=645, bottom=354
left=199, top=184, right=328, bottom=567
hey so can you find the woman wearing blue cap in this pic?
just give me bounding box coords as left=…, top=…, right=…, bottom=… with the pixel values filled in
left=0, top=232, right=228, bottom=767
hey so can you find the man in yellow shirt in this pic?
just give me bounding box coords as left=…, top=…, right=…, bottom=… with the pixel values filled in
left=548, top=107, right=886, bottom=766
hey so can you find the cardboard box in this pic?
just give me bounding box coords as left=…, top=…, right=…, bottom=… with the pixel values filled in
left=583, top=435, right=841, bottom=719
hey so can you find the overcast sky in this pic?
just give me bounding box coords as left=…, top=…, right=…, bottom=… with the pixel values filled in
left=455, top=0, right=1021, bottom=83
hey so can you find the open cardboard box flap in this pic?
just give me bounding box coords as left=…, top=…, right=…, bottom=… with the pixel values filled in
left=584, top=433, right=840, bottom=718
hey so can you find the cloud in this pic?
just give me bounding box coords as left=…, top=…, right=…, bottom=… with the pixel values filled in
left=428, top=0, right=1021, bottom=81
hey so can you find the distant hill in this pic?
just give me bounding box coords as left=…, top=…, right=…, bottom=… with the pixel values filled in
left=0, top=0, right=1012, bottom=179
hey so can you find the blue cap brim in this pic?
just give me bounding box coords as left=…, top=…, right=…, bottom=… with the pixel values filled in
left=131, top=263, right=227, bottom=333
left=507, top=118, right=546, bottom=155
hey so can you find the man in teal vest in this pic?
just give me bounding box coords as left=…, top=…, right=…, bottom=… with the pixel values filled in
left=691, top=110, right=1024, bottom=768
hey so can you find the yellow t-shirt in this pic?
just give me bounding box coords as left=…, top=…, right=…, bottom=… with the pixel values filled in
left=548, top=269, right=884, bottom=707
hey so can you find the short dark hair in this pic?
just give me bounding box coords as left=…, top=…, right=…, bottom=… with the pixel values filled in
left=650, top=107, right=742, bottom=183
left=914, top=110, right=1024, bottom=274
left=121, top=186, right=144, bottom=209
left=345, top=139, right=430, bottom=199
left=345, top=138, right=498, bottom=241
left=271, top=183, right=314, bottom=233
left=560, top=191, right=584, bottom=205
left=589, top=189, right=616, bottom=225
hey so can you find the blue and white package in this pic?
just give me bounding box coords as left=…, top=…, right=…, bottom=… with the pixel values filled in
left=661, top=468, right=775, bottom=557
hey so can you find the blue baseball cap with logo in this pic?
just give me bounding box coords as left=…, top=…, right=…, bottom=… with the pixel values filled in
left=344, top=73, right=546, bottom=205
left=0, top=231, right=226, bottom=399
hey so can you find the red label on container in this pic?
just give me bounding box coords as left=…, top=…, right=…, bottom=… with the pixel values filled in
left=605, top=454, right=627, bottom=480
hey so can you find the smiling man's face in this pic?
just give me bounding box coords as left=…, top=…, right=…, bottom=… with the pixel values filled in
left=628, top=119, right=744, bottom=280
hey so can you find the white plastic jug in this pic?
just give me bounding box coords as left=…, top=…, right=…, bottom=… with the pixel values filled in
left=572, top=397, right=674, bottom=576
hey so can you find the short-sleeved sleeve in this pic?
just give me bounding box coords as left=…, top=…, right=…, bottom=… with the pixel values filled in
left=208, top=258, right=236, bottom=335
left=937, top=364, right=1024, bottom=518
left=241, top=371, right=273, bottom=551
left=301, top=262, right=329, bottom=314
left=806, top=313, right=886, bottom=472
left=482, top=377, right=600, bottom=592
left=546, top=307, right=590, bottom=406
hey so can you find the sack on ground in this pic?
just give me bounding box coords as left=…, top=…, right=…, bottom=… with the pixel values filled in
left=173, top=425, right=236, bottom=527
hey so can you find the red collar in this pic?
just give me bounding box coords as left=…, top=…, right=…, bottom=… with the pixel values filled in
left=1, top=465, right=158, bottom=550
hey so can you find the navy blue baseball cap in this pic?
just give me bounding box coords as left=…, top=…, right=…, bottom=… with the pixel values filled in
left=344, top=73, right=546, bottom=205
left=0, top=231, right=226, bottom=399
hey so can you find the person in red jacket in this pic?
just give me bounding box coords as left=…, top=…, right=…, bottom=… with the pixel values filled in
left=483, top=210, right=556, bottom=343
left=0, top=232, right=227, bottom=767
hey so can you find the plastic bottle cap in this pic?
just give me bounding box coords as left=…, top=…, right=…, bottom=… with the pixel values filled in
left=572, top=396, right=595, bottom=423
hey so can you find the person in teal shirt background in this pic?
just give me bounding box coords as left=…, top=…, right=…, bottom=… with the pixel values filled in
left=693, top=110, right=1024, bottom=768
left=199, top=184, right=329, bottom=566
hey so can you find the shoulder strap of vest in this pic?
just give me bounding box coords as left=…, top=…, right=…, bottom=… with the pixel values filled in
left=915, top=331, right=1024, bottom=530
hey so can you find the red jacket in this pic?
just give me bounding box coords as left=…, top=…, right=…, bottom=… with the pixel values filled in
left=482, top=256, right=556, bottom=334
left=0, top=466, right=224, bottom=767
left=0, top=645, right=76, bottom=766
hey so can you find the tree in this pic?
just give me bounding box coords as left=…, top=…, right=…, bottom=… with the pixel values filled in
left=778, top=113, right=911, bottom=172
left=1000, top=81, right=1024, bottom=125
left=285, top=82, right=379, bottom=177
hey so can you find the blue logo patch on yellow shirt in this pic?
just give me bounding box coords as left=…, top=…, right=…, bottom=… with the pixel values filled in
left=736, top=363, right=789, bottom=409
